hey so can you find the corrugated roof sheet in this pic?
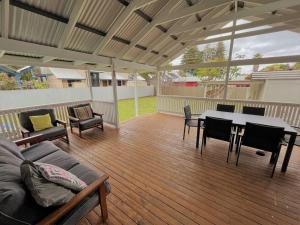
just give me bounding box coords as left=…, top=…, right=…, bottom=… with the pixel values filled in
left=252, top=70, right=300, bottom=80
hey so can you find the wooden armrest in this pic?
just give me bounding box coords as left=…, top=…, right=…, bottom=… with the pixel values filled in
left=93, top=112, right=103, bottom=117
left=56, top=119, right=67, bottom=127
left=14, top=135, right=44, bottom=146
left=69, top=116, right=79, bottom=122
left=20, top=126, right=30, bottom=135
left=37, top=174, right=109, bottom=225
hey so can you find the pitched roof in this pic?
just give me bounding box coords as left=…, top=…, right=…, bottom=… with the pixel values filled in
left=251, top=70, right=300, bottom=80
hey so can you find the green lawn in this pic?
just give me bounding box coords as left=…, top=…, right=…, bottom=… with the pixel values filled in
left=118, top=96, right=157, bottom=122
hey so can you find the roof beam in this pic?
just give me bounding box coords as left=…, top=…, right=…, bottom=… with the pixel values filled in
left=169, top=0, right=300, bottom=35
left=160, top=54, right=300, bottom=71
left=0, top=38, right=156, bottom=72
left=117, top=0, right=182, bottom=58
left=93, top=0, right=159, bottom=55
left=1, top=0, right=9, bottom=58
left=180, top=12, right=300, bottom=42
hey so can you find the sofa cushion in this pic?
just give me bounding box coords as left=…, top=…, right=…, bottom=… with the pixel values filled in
left=35, top=149, right=79, bottom=171
left=79, top=117, right=103, bottom=130
left=21, top=160, right=75, bottom=207
left=30, top=126, right=67, bottom=140
left=22, top=141, right=60, bottom=161
left=35, top=162, right=87, bottom=192
left=0, top=137, right=24, bottom=160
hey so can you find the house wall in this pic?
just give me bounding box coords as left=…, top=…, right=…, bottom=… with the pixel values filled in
left=262, top=79, right=300, bottom=103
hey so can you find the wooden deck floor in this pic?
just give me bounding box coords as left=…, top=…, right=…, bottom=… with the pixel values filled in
left=55, top=113, right=300, bottom=225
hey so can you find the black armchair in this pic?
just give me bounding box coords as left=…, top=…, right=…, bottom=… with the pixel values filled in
left=18, top=108, right=69, bottom=143
left=235, top=122, right=284, bottom=177
left=67, top=103, right=104, bottom=137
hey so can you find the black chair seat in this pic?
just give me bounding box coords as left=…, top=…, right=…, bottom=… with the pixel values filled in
left=284, top=134, right=300, bottom=147
left=186, top=120, right=198, bottom=127
left=79, top=118, right=103, bottom=130
left=31, top=126, right=67, bottom=141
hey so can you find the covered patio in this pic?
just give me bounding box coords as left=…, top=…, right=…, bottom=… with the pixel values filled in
left=0, top=0, right=300, bottom=225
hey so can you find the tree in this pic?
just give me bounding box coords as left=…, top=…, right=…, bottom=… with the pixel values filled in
left=261, top=64, right=290, bottom=72
left=215, top=42, right=226, bottom=60
left=139, top=71, right=153, bottom=86
left=252, top=53, right=262, bottom=72
left=181, top=47, right=203, bottom=76
left=0, top=73, right=18, bottom=90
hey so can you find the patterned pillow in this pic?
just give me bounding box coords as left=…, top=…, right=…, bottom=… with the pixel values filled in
left=35, top=162, right=87, bottom=192
left=73, top=105, right=93, bottom=120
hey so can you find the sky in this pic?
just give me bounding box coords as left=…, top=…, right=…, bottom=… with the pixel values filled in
left=171, top=20, right=300, bottom=74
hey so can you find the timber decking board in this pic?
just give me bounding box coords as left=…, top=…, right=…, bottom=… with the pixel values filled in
left=52, top=113, right=300, bottom=225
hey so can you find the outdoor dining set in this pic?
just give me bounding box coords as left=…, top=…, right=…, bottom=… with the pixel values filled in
left=183, top=104, right=300, bottom=177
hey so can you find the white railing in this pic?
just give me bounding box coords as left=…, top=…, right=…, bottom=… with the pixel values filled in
left=157, top=95, right=300, bottom=127
left=0, top=100, right=115, bottom=140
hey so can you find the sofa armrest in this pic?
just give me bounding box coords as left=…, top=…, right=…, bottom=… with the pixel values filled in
left=36, top=174, right=109, bottom=225
left=14, top=134, right=44, bottom=146
left=20, top=126, right=30, bottom=137
left=56, top=119, right=67, bottom=128
left=93, top=112, right=103, bottom=118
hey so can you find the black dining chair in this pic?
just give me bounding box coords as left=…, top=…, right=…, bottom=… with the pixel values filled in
left=242, top=106, right=265, bottom=116
left=235, top=122, right=284, bottom=177
left=283, top=125, right=300, bottom=147
left=201, top=117, right=234, bottom=162
left=216, top=104, right=235, bottom=112
left=183, top=105, right=202, bottom=140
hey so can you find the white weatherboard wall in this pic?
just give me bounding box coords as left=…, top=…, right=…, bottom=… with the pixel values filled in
left=92, top=86, right=154, bottom=102
left=0, top=88, right=91, bottom=110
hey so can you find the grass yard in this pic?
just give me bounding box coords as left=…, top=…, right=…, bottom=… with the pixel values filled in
left=118, top=96, right=157, bottom=122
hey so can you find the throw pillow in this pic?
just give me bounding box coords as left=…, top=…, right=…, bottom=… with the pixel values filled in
left=29, top=114, right=53, bottom=131
left=20, top=160, right=74, bottom=207
left=35, top=162, right=87, bottom=192
left=73, top=105, right=93, bottom=120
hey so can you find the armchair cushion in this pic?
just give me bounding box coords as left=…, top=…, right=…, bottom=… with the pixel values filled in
left=29, top=113, right=53, bottom=131
left=19, top=109, right=57, bottom=132
left=79, top=117, right=103, bottom=130
left=73, top=105, right=93, bottom=120
left=31, top=126, right=67, bottom=140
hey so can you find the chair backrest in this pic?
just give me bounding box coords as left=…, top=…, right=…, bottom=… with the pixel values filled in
left=19, top=109, right=56, bottom=132
left=67, top=103, right=93, bottom=118
left=242, top=122, right=284, bottom=153
left=216, top=104, right=235, bottom=112
left=242, top=106, right=265, bottom=116
left=204, top=116, right=233, bottom=141
left=184, top=105, right=192, bottom=120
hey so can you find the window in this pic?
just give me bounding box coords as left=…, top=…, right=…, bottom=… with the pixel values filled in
left=90, top=72, right=100, bottom=87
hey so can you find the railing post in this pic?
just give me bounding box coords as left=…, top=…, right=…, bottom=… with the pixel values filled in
left=111, top=59, right=119, bottom=128
left=156, top=70, right=160, bottom=112
left=86, top=69, right=93, bottom=101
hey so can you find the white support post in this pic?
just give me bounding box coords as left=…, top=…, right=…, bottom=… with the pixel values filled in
left=156, top=70, right=160, bottom=96
left=111, top=59, right=119, bottom=128
left=134, top=73, right=139, bottom=117
left=224, top=0, right=237, bottom=99
left=86, top=70, right=93, bottom=100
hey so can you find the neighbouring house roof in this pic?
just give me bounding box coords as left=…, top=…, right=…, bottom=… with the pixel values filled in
left=173, top=76, right=201, bottom=82
left=41, top=67, right=86, bottom=80
left=91, top=71, right=145, bottom=81
left=251, top=70, right=300, bottom=80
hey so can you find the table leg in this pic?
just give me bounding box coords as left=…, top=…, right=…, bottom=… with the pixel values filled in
left=196, top=119, right=200, bottom=148
left=281, top=134, right=296, bottom=172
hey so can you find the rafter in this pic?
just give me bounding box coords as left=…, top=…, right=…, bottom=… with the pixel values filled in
left=93, top=0, right=159, bottom=55
left=169, top=0, right=300, bottom=35
left=41, top=0, right=87, bottom=63
left=117, top=0, right=182, bottom=58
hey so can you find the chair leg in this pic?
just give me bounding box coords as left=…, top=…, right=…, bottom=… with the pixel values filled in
left=200, top=133, right=206, bottom=155
left=271, top=149, right=281, bottom=178
left=183, top=124, right=186, bottom=140
left=79, top=129, right=82, bottom=138
left=236, top=144, right=241, bottom=166
left=70, top=125, right=73, bottom=133
left=188, top=126, right=190, bottom=134
left=65, top=133, right=70, bottom=144
left=235, top=135, right=240, bottom=153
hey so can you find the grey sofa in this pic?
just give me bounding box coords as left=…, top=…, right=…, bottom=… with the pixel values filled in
left=19, top=109, right=69, bottom=143
left=67, top=103, right=104, bottom=137
left=0, top=135, right=110, bottom=225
